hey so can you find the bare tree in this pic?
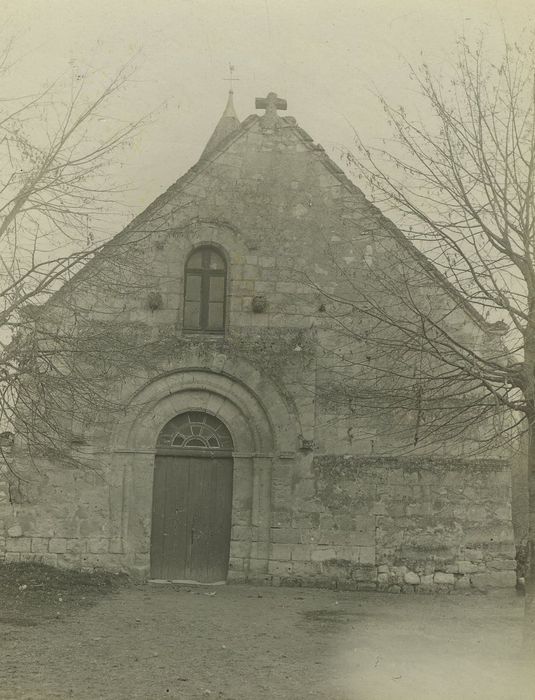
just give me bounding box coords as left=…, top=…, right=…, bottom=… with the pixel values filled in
left=302, top=33, right=535, bottom=639
left=0, top=47, right=154, bottom=473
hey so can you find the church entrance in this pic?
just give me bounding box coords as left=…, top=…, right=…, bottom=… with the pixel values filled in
left=150, top=412, right=234, bottom=583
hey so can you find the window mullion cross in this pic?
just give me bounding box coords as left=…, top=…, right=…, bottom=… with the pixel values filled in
left=183, top=246, right=225, bottom=332
left=200, top=249, right=211, bottom=330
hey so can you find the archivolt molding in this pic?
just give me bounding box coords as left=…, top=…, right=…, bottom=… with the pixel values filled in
left=167, top=218, right=249, bottom=256
left=110, top=361, right=300, bottom=456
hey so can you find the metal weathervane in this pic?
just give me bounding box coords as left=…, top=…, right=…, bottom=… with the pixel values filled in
left=223, top=63, right=239, bottom=93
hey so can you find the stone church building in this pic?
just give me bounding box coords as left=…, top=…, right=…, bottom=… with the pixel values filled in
left=1, top=91, right=517, bottom=591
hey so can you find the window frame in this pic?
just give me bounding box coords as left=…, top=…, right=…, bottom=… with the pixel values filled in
left=156, top=411, right=234, bottom=454
left=183, top=246, right=227, bottom=333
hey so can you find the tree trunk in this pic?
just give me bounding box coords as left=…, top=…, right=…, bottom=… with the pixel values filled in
left=524, top=411, right=535, bottom=659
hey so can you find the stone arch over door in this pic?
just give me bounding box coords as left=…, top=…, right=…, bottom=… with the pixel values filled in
left=109, top=367, right=301, bottom=578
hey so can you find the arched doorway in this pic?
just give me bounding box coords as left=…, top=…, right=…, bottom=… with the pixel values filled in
left=150, top=411, right=234, bottom=582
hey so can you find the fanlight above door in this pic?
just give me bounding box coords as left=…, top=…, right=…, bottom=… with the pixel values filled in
left=156, top=411, right=234, bottom=452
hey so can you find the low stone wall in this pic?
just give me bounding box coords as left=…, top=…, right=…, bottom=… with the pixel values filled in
left=0, top=456, right=119, bottom=571
left=234, top=455, right=517, bottom=592
left=1, top=534, right=124, bottom=571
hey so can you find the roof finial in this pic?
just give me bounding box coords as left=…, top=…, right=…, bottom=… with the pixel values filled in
left=199, top=73, right=241, bottom=160
left=255, top=92, right=287, bottom=126
left=223, top=63, right=239, bottom=94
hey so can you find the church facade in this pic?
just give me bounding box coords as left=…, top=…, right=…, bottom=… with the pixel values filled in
left=0, top=92, right=517, bottom=591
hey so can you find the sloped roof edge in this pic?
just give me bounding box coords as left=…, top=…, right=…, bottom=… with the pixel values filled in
left=199, top=91, right=241, bottom=160
left=283, top=118, right=491, bottom=331
left=46, top=115, right=262, bottom=306
left=96, top=113, right=260, bottom=250
left=49, top=110, right=493, bottom=332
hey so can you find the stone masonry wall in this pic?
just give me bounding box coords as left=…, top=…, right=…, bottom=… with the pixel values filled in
left=1, top=451, right=516, bottom=592
left=257, top=455, right=516, bottom=592
left=0, top=455, right=117, bottom=570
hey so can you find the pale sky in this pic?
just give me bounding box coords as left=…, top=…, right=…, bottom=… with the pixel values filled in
left=3, top=0, right=533, bottom=234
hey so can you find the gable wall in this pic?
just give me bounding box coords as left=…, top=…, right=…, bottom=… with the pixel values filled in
left=1, top=116, right=516, bottom=590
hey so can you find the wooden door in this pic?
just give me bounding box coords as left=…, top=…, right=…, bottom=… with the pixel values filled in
left=150, top=454, right=233, bottom=582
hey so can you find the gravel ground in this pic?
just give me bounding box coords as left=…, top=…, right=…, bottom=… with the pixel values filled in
left=0, top=577, right=533, bottom=700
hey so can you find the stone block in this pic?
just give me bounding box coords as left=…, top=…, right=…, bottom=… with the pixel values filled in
left=248, top=541, right=269, bottom=560
left=81, top=553, right=106, bottom=569
left=133, top=552, right=149, bottom=567
left=292, top=513, right=321, bottom=530
left=454, top=505, right=488, bottom=522
left=358, top=547, right=376, bottom=565
left=405, top=503, right=433, bottom=517
left=457, top=560, right=479, bottom=574
left=19, top=553, right=42, bottom=563
left=487, top=542, right=516, bottom=558
left=357, top=582, right=378, bottom=591
left=227, top=571, right=248, bottom=584
left=290, top=545, right=312, bottom=561
left=49, top=538, right=67, bottom=554
left=268, top=560, right=293, bottom=577
left=346, top=528, right=376, bottom=548
left=293, top=479, right=316, bottom=501
left=386, top=469, right=404, bottom=485
left=6, top=537, right=31, bottom=552
left=404, top=571, right=420, bottom=585
left=463, top=548, right=484, bottom=561
left=5, top=552, right=20, bottom=562
left=350, top=566, right=378, bottom=583
left=31, top=538, right=49, bottom=553
left=335, top=579, right=357, bottom=591
left=229, top=540, right=251, bottom=558
left=294, top=498, right=322, bottom=516
left=248, top=557, right=269, bottom=573
left=487, top=558, right=516, bottom=571
left=231, top=525, right=253, bottom=542
left=454, top=575, right=472, bottom=590
left=434, top=572, right=454, bottom=585
left=298, top=529, right=318, bottom=544
left=270, top=543, right=293, bottom=561
left=88, top=538, right=109, bottom=554
left=311, top=547, right=336, bottom=562
left=271, top=527, right=300, bottom=544
left=66, top=538, right=86, bottom=553
left=471, top=571, right=516, bottom=589
left=391, top=566, right=408, bottom=581
left=108, top=538, right=124, bottom=554
left=42, top=554, right=58, bottom=567
left=271, top=485, right=293, bottom=513
left=129, top=564, right=150, bottom=580
left=317, top=529, right=346, bottom=546
left=57, top=553, right=82, bottom=568
left=228, top=557, right=244, bottom=571
left=7, top=525, right=22, bottom=537
left=291, top=560, right=322, bottom=576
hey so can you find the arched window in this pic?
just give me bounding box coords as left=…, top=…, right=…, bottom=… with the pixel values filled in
left=183, top=246, right=227, bottom=332
left=156, top=412, right=234, bottom=452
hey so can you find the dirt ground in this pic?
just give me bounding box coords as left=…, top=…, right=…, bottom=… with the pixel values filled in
left=0, top=565, right=533, bottom=700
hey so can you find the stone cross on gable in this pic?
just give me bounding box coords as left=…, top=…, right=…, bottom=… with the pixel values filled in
left=255, top=92, right=287, bottom=119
